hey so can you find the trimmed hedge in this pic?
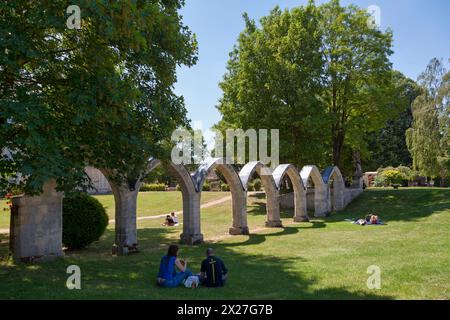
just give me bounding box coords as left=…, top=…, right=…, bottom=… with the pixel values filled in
left=63, top=193, right=109, bottom=250
left=140, top=183, right=166, bottom=192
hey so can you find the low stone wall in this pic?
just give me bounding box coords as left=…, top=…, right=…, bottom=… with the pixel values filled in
left=343, top=188, right=363, bottom=207
left=280, top=187, right=363, bottom=212
left=279, top=190, right=315, bottom=210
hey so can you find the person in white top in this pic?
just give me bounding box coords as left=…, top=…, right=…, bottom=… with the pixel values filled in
left=171, top=212, right=179, bottom=225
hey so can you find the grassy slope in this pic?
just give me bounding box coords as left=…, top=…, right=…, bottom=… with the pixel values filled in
left=0, top=188, right=448, bottom=300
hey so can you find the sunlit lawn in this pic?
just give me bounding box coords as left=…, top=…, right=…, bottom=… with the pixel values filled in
left=95, top=191, right=229, bottom=220
left=0, top=188, right=449, bottom=299
left=0, top=192, right=229, bottom=229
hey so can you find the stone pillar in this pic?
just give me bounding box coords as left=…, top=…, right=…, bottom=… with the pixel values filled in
left=9, top=180, right=64, bottom=262
left=314, top=187, right=329, bottom=218
left=110, top=183, right=139, bottom=255
left=293, top=190, right=309, bottom=222
left=265, top=190, right=283, bottom=227
left=229, top=190, right=249, bottom=235
left=180, top=192, right=203, bottom=245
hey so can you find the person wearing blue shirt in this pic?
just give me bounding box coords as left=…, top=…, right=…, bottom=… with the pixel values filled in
left=157, top=244, right=192, bottom=288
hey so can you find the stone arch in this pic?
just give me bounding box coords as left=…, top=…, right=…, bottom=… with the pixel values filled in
left=163, top=161, right=203, bottom=245
left=239, top=161, right=282, bottom=227
left=300, top=165, right=328, bottom=217
left=192, top=158, right=248, bottom=235
left=272, top=164, right=308, bottom=222
left=322, top=166, right=345, bottom=212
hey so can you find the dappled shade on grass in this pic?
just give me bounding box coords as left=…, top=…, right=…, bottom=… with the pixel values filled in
left=0, top=188, right=449, bottom=299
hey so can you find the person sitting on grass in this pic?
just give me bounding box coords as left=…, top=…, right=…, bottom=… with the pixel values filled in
left=199, top=248, right=228, bottom=288
left=157, top=244, right=192, bottom=288
left=171, top=212, right=179, bottom=225
left=162, top=215, right=174, bottom=227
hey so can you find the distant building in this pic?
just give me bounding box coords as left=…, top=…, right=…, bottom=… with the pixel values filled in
left=363, top=172, right=378, bottom=187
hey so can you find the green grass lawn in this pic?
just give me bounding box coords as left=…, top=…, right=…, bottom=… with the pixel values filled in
left=96, top=191, right=229, bottom=220
left=0, top=192, right=229, bottom=229
left=0, top=199, right=8, bottom=230
left=0, top=188, right=449, bottom=299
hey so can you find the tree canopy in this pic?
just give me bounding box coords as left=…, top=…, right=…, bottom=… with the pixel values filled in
left=0, top=0, right=197, bottom=194
left=215, top=0, right=399, bottom=172
left=406, top=58, right=449, bottom=180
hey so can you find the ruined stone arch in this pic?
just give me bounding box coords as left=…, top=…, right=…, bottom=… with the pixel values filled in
left=162, top=161, right=203, bottom=245
left=300, top=165, right=328, bottom=217
left=322, top=166, right=345, bottom=212
left=239, top=161, right=282, bottom=227
left=272, top=164, right=308, bottom=222
left=192, top=158, right=249, bottom=235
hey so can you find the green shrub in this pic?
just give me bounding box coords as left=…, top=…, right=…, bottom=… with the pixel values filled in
left=247, top=182, right=255, bottom=191
left=373, top=175, right=387, bottom=187
left=253, top=179, right=262, bottom=191
left=221, top=184, right=230, bottom=192
left=63, top=193, right=109, bottom=250
left=140, top=183, right=166, bottom=192
left=382, top=170, right=405, bottom=186
left=202, top=182, right=211, bottom=191
left=176, top=184, right=182, bottom=191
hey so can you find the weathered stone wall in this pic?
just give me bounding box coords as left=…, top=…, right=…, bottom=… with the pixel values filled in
left=9, top=180, right=64, bottom=262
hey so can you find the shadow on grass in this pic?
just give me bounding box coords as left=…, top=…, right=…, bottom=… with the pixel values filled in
left=326, top=188, right=450, bottom=223
left=0, top=224, right=392, bottom=300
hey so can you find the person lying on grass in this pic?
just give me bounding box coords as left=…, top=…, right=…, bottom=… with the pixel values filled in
left=157, top=244, right=192, bottom=288
left=199, top=248, right=228, bottom=288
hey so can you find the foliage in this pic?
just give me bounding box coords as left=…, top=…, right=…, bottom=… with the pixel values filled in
left=215, top=0, right=397, bottom=170
left=0, top=1, right=197, bottom=195
left=215, top=3, right=328, bottom=167
left=373, top=175, right=387, bottom=187
left=406, top=58, right=449, bottom=182
left=221, top=184, right=230, bottom=192
left=62, top=193, right=108, bottom=250
left=365, top=74, right=421, bottom=171
left=140, top=183, right=166, bottom=192
left=253, top=179, right=262, bottom=191
left=381, top=169, right=405, bottom=187
left=202, top=182, right=211, bottom=192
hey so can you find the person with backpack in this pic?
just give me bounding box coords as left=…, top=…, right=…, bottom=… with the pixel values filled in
left=157, top=244, right=192, bottom=288
left=199, top=248, right=228, bottom=288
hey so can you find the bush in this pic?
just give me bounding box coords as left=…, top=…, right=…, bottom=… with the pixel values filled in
left=176, top=184, right=182, bottom=191
left=373, top=175, right=387, bottom=187
left=63, top=193, right=109, bottom=250
left=253, top=179, right=262, bottom=191
left=221, top=184, right=230, bottom=192
left=202, top=182, right=211, bottom=191
left=140, top=183, right=166, bottom=192
left=382, top=170, right=405, bottom=187
left=247, top=182, right=255, bottom=191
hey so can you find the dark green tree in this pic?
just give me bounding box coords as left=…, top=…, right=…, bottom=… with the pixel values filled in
left=364, top=73, right=421, bottom=171
left=0, top=0, right=197, bottom=195
left=215, top=0, right=397, bottom=170
left=215, top=3, right=327, bottom=168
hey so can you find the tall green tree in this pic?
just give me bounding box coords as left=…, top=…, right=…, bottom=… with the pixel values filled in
left=365, top=73, right=421, bottom=171
left=406, top=58, right=450, bottom=182
left=319, top=0, right=395, bottom=167
left=215, top=3, right=328, bottom=167
left=216, top=0, right=397, bottom=170
left=0, top=0, right=197, bottom=194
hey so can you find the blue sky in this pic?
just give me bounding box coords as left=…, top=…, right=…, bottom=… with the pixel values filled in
left=174, top=0, right=450, bottom=135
